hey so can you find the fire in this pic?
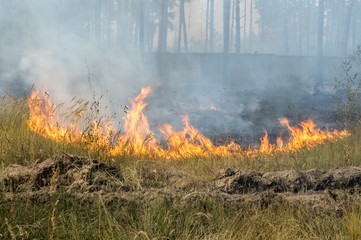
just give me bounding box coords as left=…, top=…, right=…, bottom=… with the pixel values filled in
left=110, top=86, right=161, bottom=156
left=275, top=118, right=350, bottom=152
left=158, top=115, right=240, bottom=158
left=27, top=87, right=350, bottom=159
left=27, top=90, right=80, bottom=143
left=259, top=131, right=274, bottom=154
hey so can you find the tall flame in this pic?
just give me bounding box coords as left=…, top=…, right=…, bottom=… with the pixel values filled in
left=27, top=87, right=350, bottom=159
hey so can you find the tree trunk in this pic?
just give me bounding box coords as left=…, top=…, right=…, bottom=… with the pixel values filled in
left=223, top=0, right=231, bottom=82
left=306, top=0, right=310, bottom=55
left=224, top=0, right=231, bottom=54
left=337, top=0, right=344, bottom=55
left=243, top=0, right=247, bottom=50
left=149, top=10, right=154, bottom=51
left=181, top=0, right=188, bottom=52
left=283, top=0, right=289, bottom=54
left=341, top=0, right=356, bottom=56
left=139, top=0, right=145, bottom=54
left=94, top=0, right=102, bottom=48
left=178, top=0, right=182, bottom=52
left=158, top=0, right=165, bottom=53
left=298, top=0, right=303, bottom=55
left=205, top=0, right=210, bottom=51
left=161, top=0, right=169, bottom=52
left=317, top=0, right=325, bottom=87
left=230, top=0, right=235, bottom=51
left=157, top=0, right=166, bottom=75
left=236, top=0, right=240, bottom=53
left=351, top=2, right=357, bottom=50
left=124, top=0, right=130, bottom=49
left=178, top=0, right=188, bottom=52
left=116, top=0, right=123, bottom=46
left=106, top=0, right=112, bottom=46
left=210, top=0, right=215, bottom=51
left=249, top=0, right=253, bottom=51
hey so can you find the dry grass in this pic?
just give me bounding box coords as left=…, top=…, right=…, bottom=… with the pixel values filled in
left=1, top=94, right=361, bottom=239
left=1, top=193, right=359, bottom=239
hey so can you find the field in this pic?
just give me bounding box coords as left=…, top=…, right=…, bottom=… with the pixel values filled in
left=1, top=94, right=361, bottom=240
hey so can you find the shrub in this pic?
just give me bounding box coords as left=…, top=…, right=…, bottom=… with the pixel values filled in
left=334, top=46, right=361, bottom=127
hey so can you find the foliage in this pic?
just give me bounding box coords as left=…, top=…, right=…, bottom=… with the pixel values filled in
left=334, top=46, right=361, bottom=127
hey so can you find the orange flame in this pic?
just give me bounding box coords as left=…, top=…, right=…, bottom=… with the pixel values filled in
left=276, top=118, right=350, bottom=152
left=27, top=90, right=80, bottom=143
left=259, top=131, right=274, bottom=154
left=27, top=87, right=350, bottom=159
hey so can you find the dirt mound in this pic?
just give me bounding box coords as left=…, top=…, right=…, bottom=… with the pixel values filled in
left=3, top=155, right=129, bottom=203
left=214, top=168, right=361, bottom=212
left=215, top=167, right=361, bottom=194
left=3, top=155, right=361, bottom=212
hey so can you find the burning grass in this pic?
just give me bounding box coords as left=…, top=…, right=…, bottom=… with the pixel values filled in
left=0, top=88, right=360, bottom=173
left=1, top=90, right=361, bottom=239
left=26, top=87, right=350, bottom=161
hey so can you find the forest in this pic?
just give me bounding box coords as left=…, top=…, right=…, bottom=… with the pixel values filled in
left=1, top=0, right=360, bottom=56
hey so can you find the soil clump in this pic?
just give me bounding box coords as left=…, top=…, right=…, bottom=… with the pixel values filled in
left=2, top=155, right=361, bottom=212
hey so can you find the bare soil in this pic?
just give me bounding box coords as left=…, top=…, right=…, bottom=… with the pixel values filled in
left=3, top=155, right=361, bottom=213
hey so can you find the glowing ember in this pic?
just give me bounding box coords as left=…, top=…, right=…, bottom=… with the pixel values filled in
left=27, top=87, right=350, bottom=159
left=199, top=102, right=217, bottom=111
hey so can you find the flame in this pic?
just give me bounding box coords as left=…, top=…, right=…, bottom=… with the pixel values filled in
left=259, top=131, right=274, bottom=154
left=110, top=86, right=161, bottom=156
left=27, top=90, right=80, bottom=143
left=276, top=118, right=350, bottom=152
left=158, top=115, right=241, bottom=158
left=26, top=87, right=350, bottom=159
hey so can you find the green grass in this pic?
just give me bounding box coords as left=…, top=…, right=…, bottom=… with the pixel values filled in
left=1, top=95, right=361, bottom=239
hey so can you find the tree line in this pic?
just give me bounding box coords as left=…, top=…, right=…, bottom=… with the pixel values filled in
left=1, top=0, right=360, bottom=57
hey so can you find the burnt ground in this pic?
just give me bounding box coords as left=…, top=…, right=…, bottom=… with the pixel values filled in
left=2, top=155, right=361, bottom=214
left=148, top=84, right=345, bottom=147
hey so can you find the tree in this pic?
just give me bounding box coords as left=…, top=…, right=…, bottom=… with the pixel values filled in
left=306, top=0, right=311, bottom=55
left=283, top=0, right=289, bottom=54
left=341, top=0, right=356, bottom=56
left=139, top=0, right=145, bottom=54
left=224, top=0, right=231, bottom=54
left=205, top=0, right=210, bottom=51
left=317, top=0, right=325, bottom=87
left=204, top=0, right=215, bottom=52
left=210, top=0, right=215, bottom=51
left=254, top=0, right=285, bottom=53
left=223, top=0, right=231, bottom=82
left=298, top=0, right=303, bottom=54
left=94, top=0, right=102, bottom=48
left=178, top=0, right=188, bottom=52
left=158, top=0, right=166, bottom=53
left=236, top=0, right=241, bottom=53
left=243, top=0, right=247, bottom=50
left=248, top=0, right=256, bottom=51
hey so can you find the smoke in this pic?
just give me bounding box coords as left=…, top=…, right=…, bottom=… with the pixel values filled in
left=0, top=0, right=347, bottom=146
